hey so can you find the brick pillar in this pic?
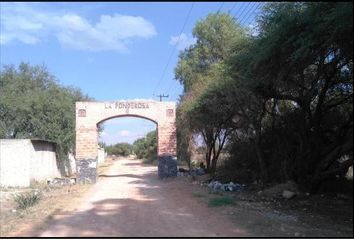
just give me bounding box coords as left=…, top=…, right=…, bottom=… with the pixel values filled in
left=157, top=122, right=177, bottom=178
left=157, top=122, right=177, bottom=156
left=75, top=127, right=98, bottom=184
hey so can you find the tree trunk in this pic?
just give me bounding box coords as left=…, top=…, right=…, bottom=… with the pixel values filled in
left=254, top=134, right=268, bottom=184
left=309, top=141, right=353, bottom=193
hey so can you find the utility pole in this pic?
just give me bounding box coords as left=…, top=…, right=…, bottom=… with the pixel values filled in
left=155, top=94, right=169, bottom=102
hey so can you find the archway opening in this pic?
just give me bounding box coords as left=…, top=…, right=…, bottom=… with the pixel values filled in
left=97, top=116, right=157, bottom=165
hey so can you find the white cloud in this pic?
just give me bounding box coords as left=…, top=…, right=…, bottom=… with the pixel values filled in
left=169, top=33, right=196, bottom=50
left=0, top=3, right=157, bottom=52
left=119, top=130, right=131, bottom=137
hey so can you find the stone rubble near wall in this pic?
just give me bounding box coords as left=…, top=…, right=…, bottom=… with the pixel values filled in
left=47, top=177, right=76, bottom=186
left=158, top=155, right=177, bottom=179
left=76, top=158, right=98, bottom=184
left=206, top=180, right=245, bottom=192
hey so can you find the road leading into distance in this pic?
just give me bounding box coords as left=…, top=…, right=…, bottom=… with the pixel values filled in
left=35, top=157, right=248, bottom=237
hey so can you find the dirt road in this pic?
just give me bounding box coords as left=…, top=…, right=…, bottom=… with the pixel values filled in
left=33, top=158, right=249, bottom=237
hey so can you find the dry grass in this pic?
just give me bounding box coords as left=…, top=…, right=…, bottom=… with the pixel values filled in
left=0, top=157, right=113, bottom=237
left=0, top=183, right=91, bottom=237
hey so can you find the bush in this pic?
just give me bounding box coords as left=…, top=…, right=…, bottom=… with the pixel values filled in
left=105, top=143, right=133, bottom=156
left=133, top=130, right=157, bottom=163
left=13, top=190, right=41, bottom=209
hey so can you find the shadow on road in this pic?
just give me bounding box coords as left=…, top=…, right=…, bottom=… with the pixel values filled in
left=98, top=174, right=144, bottom=179
left=19, top=161, right=248, bottom=237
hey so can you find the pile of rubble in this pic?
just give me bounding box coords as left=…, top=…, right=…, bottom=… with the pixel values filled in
left=47, top=177, right=76, bottom=186
left=206, top=180, right=245, bottom=192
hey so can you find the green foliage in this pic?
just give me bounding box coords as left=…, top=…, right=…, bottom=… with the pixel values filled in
left=175, top=3, right=353, bottom=193
left=13, top=190, right=42, bottom=209
left=0, top=63, right=91, bottom=174
left=208, top=196, right=234, bottom=207
left=175, top=13, right=247, bottom=172
left=105, top=143, right=133, bottom=156
left=175, top=13, right=247, bottom=93
left=133, top=130, right=157, bottom=163
left=227, top=2, right=353, bottom=190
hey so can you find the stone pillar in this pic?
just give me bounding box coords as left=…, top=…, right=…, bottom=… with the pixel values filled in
left=158, top=155, right=177, bottom=179
left=76, top=158, right=98, bottom=184
left=157, top=121, right=177, bottom=179
left=75, top=127, right=98, bottom=184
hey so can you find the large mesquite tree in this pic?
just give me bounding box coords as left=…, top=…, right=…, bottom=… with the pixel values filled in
left=175, top=13, right=248, bottom=172
left=228, top=2, right=353, bottom=191
left=0, top=63, right=91, bottom=175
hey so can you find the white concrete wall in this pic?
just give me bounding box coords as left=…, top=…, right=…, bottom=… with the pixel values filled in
left=68, top=152, right=77, bottom=175
left=0, top=140, right=31, bottom=187
left=0, top=139, right=61, bottom=187
left=29, top=140, right=60, bottom=181
left=98, top=147, right=105, bottom=165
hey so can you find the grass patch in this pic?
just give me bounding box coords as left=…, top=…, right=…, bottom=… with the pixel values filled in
left=13, top=190, right=42, bottom=210
left=208, top=196, right=234, bottom=207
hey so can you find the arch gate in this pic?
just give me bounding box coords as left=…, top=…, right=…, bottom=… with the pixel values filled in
left=75, top=100, right=177, bottom=183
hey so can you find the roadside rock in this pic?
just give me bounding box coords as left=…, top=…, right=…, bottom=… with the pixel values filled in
left=47, top=177, right=76, bottom=186
left=207, top=180, right=245, bottom=192
left=261, top=180, right=298, bottom=198
left=282, top=190, right=296, bottom=199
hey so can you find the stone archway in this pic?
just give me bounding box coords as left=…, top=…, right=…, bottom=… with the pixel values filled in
left=75, top=100, right=177, bottom=183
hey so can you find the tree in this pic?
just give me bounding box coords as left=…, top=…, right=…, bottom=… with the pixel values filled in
left=133, top=130, right=157, bottom=163
left=174, top=13, right=248, bottom=173
left=105, top=143, right=133, bottom=156
left=228, top=2, right=353, bottom=190
left=0, top=62, right=92, bottom=175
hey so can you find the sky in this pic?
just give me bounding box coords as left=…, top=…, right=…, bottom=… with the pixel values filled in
left=0, top=2, right=263, bottom=145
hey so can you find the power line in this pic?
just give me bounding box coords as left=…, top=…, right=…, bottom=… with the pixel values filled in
left=235, top=2, right=251, bottom=24
left=229, top=2, right=238, bottom=14
left=151, top=2, right=195, bottom=96
left=239, top=2, right=259, bottom=26
left=217, top=2, right=225, bottom=13
left=170, top=2, right=264, bottom=101
left=241, top=3, right=263, bottom=26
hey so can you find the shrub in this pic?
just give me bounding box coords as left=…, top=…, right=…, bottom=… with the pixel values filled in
left=13, top=190, right=41, bottom=209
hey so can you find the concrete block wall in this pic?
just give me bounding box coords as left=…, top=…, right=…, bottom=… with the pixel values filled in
left=68, top=152, right=77, bottom=175
left=0, top=140, right=31, bottom=187
left=98, top=147, right=105, bottom=165
left=30, top=140, right=59, bottom=181
left=0, top=139, right=61, bottom=187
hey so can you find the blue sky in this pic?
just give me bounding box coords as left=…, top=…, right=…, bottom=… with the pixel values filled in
left=0, top=2, right=263, bottom=145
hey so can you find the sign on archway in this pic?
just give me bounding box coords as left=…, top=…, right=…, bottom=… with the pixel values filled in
left=75, top=100, right=177, bottom=183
